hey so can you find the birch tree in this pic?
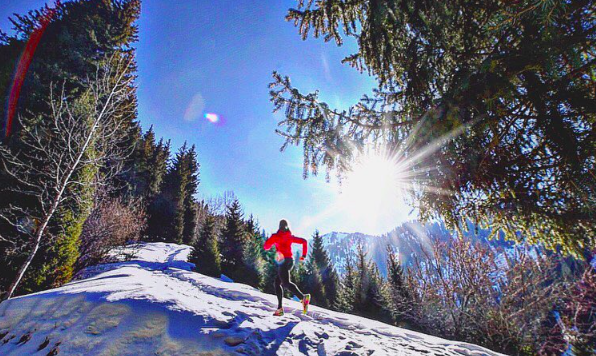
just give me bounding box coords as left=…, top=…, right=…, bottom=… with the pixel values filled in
left=0, top=56, right=135, bottom=300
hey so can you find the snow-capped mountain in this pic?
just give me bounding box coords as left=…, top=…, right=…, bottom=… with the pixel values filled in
left=0, top=242, right=503, bottom=355
left=320, top=221, right=506, bottom=276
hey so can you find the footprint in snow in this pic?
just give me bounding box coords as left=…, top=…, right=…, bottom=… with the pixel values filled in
left=38, top=337, right=51, bottom=351
left=16, top=331, right=33, bottom=345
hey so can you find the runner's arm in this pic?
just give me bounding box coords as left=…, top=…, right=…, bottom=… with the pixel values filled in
left=263, top=234, right=276, bottom=250
left=292, top=236, right=308, bottom=259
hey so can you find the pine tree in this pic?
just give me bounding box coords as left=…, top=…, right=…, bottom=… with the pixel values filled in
left=304, top=256, right=327, bottom=308
left=385, top=245, right=411, bottom=326
left=126, top=127, right=170, bottom=200
left=181, top=145, right=199, bottom=245
left=368, top=264, right=393, bottom=324
left=335, top=255, right=358, bottom=313
left=240, top=215, right=264, bottom=288
left=219, top=199, right=247, bottom=280
left=170, top=144, right=187, bottom=243
left=189, top=213, right=220, bottom=278
left=270, top=0, right=596, bottom=255
left=0, top=0, right=141, bottom=296
left=146, top=143, right=199, bottom=244
left=0, top=0, right=141, bottom=132
left=310, top=230, right=339, bottom=308
left=353, top=245, right=391, bottom=323
left=261, top=230, right=279, bottom=294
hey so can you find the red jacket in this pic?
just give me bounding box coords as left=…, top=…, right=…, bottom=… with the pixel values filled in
left=263, top=230, right=307, bottom=259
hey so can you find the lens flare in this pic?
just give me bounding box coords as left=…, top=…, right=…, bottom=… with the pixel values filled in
left=204, top=113, right=219, bottom=123
left=5, top=4, right=58, bottom=138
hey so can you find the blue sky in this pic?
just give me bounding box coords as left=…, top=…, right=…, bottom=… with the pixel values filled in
left=1, top=0, right=415, bottom=237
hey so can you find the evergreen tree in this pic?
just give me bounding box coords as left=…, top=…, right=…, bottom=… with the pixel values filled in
left=145, top=193, right=175, bottom=242
left=0, top=0, right=140, bottom=132
left=310, top=230, right=339, bottom=308
left=335, top=255, right=357, bottom=313
left=219, top=199, right=247, bottom=280
left=189, top=213, right=220, bottom=278
left=385, top=245, right=411, bottom=326
left=146, top=143, right=199, bottom=244
left=354, top=245, right=391, bottom=323
left=181, top=145, right=199, bottom=245
left=261, top=230, right=279, bottom=294
left=126, top=127, right=170, bottom=200
left=240, top=215, right=264, bottom=288
left=0, top=0, right=141, bottom=296
left=270, top=0, right=596, bottom=255
left=168, top=145, right=186, bottom=243
left=304, top=256, right=327, bottom=308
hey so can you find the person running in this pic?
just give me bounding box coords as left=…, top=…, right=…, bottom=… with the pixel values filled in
left=263, top=219, right=310, bottom=316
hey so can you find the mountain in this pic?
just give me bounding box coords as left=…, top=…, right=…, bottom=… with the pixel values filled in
left=0, top=242, right=503, bottom=355
left=319, top=221, right=509, bottom=276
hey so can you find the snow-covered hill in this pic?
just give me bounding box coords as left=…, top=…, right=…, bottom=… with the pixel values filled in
left=0, top=243, right=503, bottom=355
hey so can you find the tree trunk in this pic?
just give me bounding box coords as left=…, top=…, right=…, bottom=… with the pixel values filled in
left=4, top=209, right=53, bottom=300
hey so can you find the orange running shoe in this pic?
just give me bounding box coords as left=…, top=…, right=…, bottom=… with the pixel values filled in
left=302, top=294, right=311, bottom=315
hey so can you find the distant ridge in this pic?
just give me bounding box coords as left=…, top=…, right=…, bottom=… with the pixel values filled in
left=316, top=221, right=511, bottom=276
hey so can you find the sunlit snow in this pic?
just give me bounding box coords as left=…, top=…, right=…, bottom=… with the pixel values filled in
left=0, top=243, right=503, bottom=355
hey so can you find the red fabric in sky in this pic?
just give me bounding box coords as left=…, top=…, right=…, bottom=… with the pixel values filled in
left=263, top=230, right=307, bottom=259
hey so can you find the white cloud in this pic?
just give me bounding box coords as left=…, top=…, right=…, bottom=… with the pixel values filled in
left=183, top=93, right=206, bottom=121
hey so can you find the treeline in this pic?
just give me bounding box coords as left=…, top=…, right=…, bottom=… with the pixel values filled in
left=306, top=236, right=593, bottom=355
left=0, top=0, right=145, bottom=298
left=189, top=208, right=594, bottom=355
left=189, top=213, right=340, bottom=311
left=0, top=0, right=212, bottom=298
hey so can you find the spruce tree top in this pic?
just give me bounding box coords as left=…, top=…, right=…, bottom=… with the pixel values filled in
left=270, top=0, right=596, bottom=256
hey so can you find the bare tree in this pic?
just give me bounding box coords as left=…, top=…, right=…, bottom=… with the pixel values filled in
left=0, top=55, right=135, bottom=300
left=207, top=190, right=238, bottom=216
left=76, top=194, right=146, bottom=272
left=406, top=238, right=567, bottom=354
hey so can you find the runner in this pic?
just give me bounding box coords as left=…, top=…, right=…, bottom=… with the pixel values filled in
left=263, top=219, right=311, bottom=316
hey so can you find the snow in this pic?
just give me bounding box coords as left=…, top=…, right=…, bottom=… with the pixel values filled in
left=0, top=242, right=503, bottom=355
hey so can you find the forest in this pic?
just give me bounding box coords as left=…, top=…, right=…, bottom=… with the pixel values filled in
left=0, top=1, right=594, bottom=355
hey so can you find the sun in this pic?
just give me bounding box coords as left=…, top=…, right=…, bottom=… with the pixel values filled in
left=336, top=152, right=407, bottom=225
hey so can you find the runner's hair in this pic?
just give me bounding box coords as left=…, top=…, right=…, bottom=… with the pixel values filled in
left=278, top=219, right=290, bottom=232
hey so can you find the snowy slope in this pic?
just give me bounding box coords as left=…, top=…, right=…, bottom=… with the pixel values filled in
left=0, top=243, right=504, bottom=356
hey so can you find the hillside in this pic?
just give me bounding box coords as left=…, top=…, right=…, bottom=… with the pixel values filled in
left=0, top=243, right=503, bottom=355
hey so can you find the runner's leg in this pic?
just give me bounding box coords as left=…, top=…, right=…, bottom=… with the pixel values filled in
left=280, top=258, right=304, bottom=300
left=274, top=274, right=283, bottom=309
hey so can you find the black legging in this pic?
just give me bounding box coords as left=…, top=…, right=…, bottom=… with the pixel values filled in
left=275, top=258, right=304, bottom=309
